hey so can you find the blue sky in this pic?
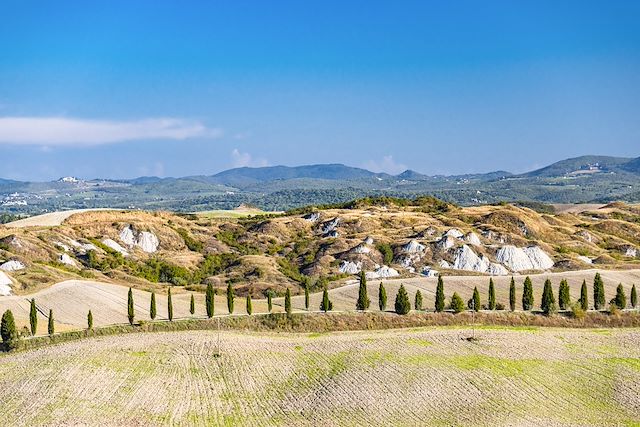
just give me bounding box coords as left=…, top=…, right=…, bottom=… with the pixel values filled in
left=0, top=0, right=639, bottom=180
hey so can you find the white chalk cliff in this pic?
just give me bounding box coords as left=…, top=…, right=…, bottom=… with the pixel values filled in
left=0, top=260, right=25, bottom=271
left=119, top=225, right=159, bottom=253
left=495, top=245, right=554, bottom=271
left=102, top=239, right=129, bottom=256
left=0, top=271, right=13, bottom=295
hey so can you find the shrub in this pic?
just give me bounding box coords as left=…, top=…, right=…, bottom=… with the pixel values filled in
left=558, top=279, right=570, bottom=310
left=29, top=299, right=37, bottom=336
left=167, top=287, right=173, bottom=321
left=593, top=273, right=605, bottom=310
left=356, top=271, right=370, bottom=311
left=395, top=284, right=411, bottom=315
left=435, top=276, right=445, bottom=312
left=206, top=283, right=214, bottom=318
left=320, top=287, right=333, bottom=312
left=285, top=288, right=292, bottom=315
left=87, top=310, right=93, bottom=329
left=246, top=295, right=253, bottom=315
left=509, top=277, right=516, bottom=311
left=378, top=282, right=387, bottom=311
left=1, top=310, right=18, bottom=349
left=48, top=309, right=54, bottom=336
left=614, top=283, right=626, bottom=309
left=495, top=302, right=505, bottom=311
left=176, top=228, right=204, bottom=252
left=415, top=290, right=423, bottom=311
left=609, top=302, right=620, bottom=316
left=579, top=280, right=589, bottom=311
left=487, top=278, right=495, bottom=310
left=376, top=243, right=394, bottom=265
left=227, top=283, right=235, bottom=314
left=571, top=303, right=585, bottom=319
left=190, top=294, right=195, bottom=315
left=450, top=293, right=465, bottom=313
left=522, top=276, right=534, bottom=311
left=150, top=291, right=157, bottom=320
left=128, top=288, right=135, bottom=325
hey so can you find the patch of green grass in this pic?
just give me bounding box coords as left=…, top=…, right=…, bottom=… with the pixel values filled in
left=407, top=338, right=433, bottom=347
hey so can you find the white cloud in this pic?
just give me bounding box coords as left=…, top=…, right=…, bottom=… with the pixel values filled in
left=363, top=155, right=407, bottom=175
left=0, top=116, right=222, bottom=146
left=231, top=148, right=269, bottom=168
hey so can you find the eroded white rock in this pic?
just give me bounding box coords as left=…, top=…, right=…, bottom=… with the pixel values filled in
left=577, top=255, right=593, bottom=264
left=464, top=232, right=482, bottom=246
left=0, top=271, right=12, bottom=295
left=366, top=265, right=399, bottom=279
left=119, top=225, right=159, bottom=253
left=496, top=245, right=554, bottom=271
left=58, top=253, right=77, bottom=267
left=339, top=260, right=361, bottom=274
left=402, top=240, right=425, bottom=253
left=0, top=260, right=25, bottom=271
left=444, top=228, right=464, bottom=239
left=102, top=239, right=129, bottom=256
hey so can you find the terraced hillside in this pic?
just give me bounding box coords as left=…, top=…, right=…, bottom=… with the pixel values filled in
left=0, top=327, right=637, bottom=426
left=0, top=199, right=639, bottom=299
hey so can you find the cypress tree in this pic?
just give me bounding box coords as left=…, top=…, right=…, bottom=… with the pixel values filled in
left=451, top=292, right=465, bottom=313
left=541, top=278, right=556, bottom=315
left=593, top=273, right=605, bottom=310
left=246, top=294, right=253, bottom=315
left=150, top=291, right=157, bottom=320
left=29, top=298, right=37, bottom=336
left=127, top=287, right=135, bottom=325
left=509, top=277, right=516, bottom=311
left=1, top=310, right=18, bottom=349
left=558, top=279, right=570, bottom=310
left=378, top=282, right=387, bottom=311
left=87, top=310, right=93, bottom=329
left=285, top=288, right=292, bottom=315
left=415, top=290, right=423, bottom=311
left=522, top=276, right=534, bottom=310
left=48, top=309, right=54, bottom=336
left=190, top=294, right=195, bottom=315
left=167, top=287, right=173, bottom=321
left=488, top=278, right=496, bottom=310
left=320, top=287, right=332, bottom=312
left=579, top=280, right=589, bottom=311
left=267, top=291, right=273, bottom=313
left=227, top=283, right=234, bottom=314
left=205, top=283, right=214, bottom=318
left=395, top=284, right=411, bottom=315
left=631, top=284, right=638, bottom=308
left=469, top=286, right=481, bottom=311
left=356, top=271, right=370, bottom=310
left=614, top=284, right=626, bottom=309
left=304, top=281, right=310, bottom=310
left=435, top=276, right=445, bottom=312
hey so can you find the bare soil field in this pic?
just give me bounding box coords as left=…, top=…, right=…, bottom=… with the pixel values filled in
left=3, top=208, right=117, bottom=228
left=0, top=327, right=638, bottom=426
left=1, top=268, right=638, bottom=334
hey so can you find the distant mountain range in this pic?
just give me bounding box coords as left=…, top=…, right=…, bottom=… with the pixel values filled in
left=1, top=155, right=639, bottom=215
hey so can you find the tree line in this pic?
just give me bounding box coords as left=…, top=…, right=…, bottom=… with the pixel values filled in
left=2, top=272, right=637, bottom=350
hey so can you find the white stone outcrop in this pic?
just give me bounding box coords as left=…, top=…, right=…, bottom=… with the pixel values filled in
left=486, top=263, right=509, bottom=276
left=577, top=255, right=593, bottom=264
left=321, top=218, right=340, bottom=235
left=0, top=271, right=13, bottom=295
left=452, top=245, right=508, bottom=275
left=102, top=239, right=129, bottom=256
left=364, top=236, right=374, bottom=245
left=436, top=236, right=456, bottom=251
left=339, top=260, right=361, bottom=274
left=496, top=245, right=554, bottom=271
left=464, top=232, right=482, bottom=246
left=0, top=260, right=25, bottom=271
left=444, top=228, right=464, bottom=239
left=366, top=265, right=399, bottom=279
left=624, top=246, right=637, bottom=258
left=421, top=267, right=439, bottom=277
left=58, top=253, right=77, bottom=267
left=119, top=225, right=159, bottom=253
left=352, top=243, right=371, bottom=254
left=439, top=260, right=451, bottom=269
left=402, top=240, right=425, bottom=253
left=303, top=212, right=320, bottom=222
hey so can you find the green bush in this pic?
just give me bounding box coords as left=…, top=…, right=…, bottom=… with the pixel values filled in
left=320, top=287, right=333, bottom=312
left=541, top=278, right=556, bottom=315
left=522, top=276, right=534, bottom=310
left=509, top=277, right=516, bottom=311
left=1, top=310, right=18, bottom=349
left=378, top=282, right=387, bottom=311
left=227, top=283, right=235, bottom=314
left=356, top=271, right=370, bottom=310
left=488, top=278, right=496, bottom=310
left=285, top=289, right=292, bottom=315
left=614, top=283, right=626, bottom=309
left=593, top=273, right=605, bottom=310
left=376, top=243, right=394, bottom=265
left=29, top=299, right=37, bottom=336
left=450, top=293, right=465, bottom=313
left=435, top=276, right=445, bottom=312
left=206, top=283, right=215, bottom=318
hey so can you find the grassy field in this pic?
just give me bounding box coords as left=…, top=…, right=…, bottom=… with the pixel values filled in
left=0, top=327, right=638, bottom=426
